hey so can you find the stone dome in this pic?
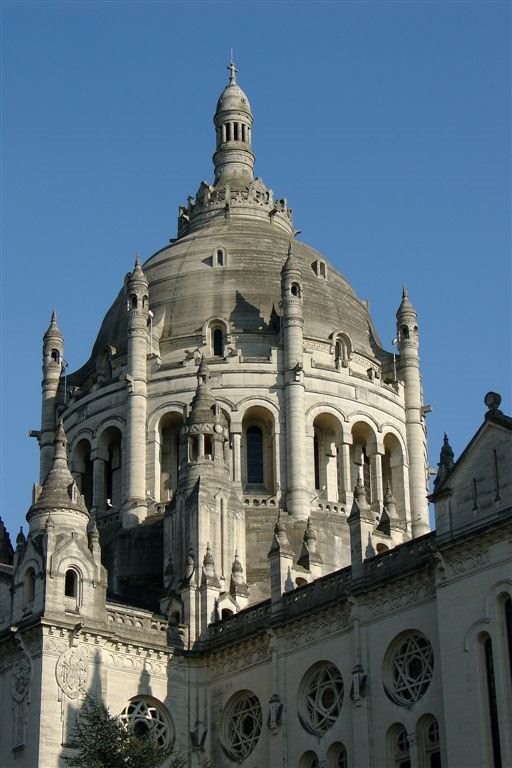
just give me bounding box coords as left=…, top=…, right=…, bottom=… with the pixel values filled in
left=216, top=80, right=251, bottom=115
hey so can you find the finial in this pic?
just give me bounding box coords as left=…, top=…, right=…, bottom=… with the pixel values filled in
left=484, top=391, right=502, bottom=412
left=135, top=253, right=141, bottom=268
left=227, top=52, right=238, bottom=83
left=51, top=309, right=57, bottom=323
left=402, top=285, right=408, bottom=299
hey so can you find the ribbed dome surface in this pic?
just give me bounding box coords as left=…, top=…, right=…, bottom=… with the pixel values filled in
left=71, top=218, right=385, bottom=384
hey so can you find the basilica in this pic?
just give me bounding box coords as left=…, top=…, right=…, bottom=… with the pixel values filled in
left=0, top=65, right=511, bottom=768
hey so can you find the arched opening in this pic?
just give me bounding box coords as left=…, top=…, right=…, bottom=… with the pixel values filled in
left=382, top=432, right=406, bottom=519
left=312, top=412, right=343, bottom=501
left=221, top=608, right=234, bottom=620
left=334, top=333, right=351, bottom=368
left=130, top=294, right=138, bottom=310
left=387, top=724, right=411, bottom=768
left=97, top=426, right=123, bottom=511
left=159, top=413, right=183, bottom=502
left=216, top=248, right=225, bottom=267
left=327, top=742, right=348, bottom=768
left=291, top=282, right=301, bottom=297
left=400, top=324, right=409, bottom=340
left=71, top=438, right=93, bottom=511
left=50, top=348, right=60, bottom=363
left=65, top=569, right=78, bottom=598
left=24, top=567, right=35, bottom=604
left=241, top=406, right=275, bottom=493
left=246, top=426, right=263, bottom=484
left=213, top=327, right=224, bottom=357
left=417, top=715, right=442, bottom=768
left=300, top=751, right=319, bottom=768
left=351, top=422, right=378, bottom=505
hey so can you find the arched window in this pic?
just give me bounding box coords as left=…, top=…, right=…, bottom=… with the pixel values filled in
left=327, top=742, right=348, bottom=768
left=213, top=327, right=224, bottom=357
left=221, top=608, right=234, bottom=620
left=392, top=726, right=411, bottom=768
left=300, top=753, right=319, bottom=768
left=65, top=569, right=78, bottom=598
left=50, top=348, right=60, bottom=363
left=24, top=567, right=35, bottom=604
left=130, top=294, right=138, bottom=310
left=417, top=716, right=442, bottom=768
left=400, top=324, right=409, bottom=340
left=246, top=426, right=264, bottom=484
left=291, top=282, right=301, bottom=297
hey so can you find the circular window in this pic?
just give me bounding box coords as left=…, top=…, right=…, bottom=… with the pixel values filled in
left=221, top=690, right=262, bottom=761
left=384, top=631, right=434, bottom=706
left=298, top=661, right=344, bottom=734
left=119, top=697, right=172, bottom=748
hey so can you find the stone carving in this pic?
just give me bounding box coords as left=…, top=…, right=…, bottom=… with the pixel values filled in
left=56, top=647, right=89, bottom=699
left=11, top=651, right=32, bottom=702
left=367, top=579, right=435, bottom=619
left=446, top=549, right=490, bottom=576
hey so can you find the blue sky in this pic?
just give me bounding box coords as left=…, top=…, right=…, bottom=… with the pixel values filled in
left=1, top=0, right=510, bottom=539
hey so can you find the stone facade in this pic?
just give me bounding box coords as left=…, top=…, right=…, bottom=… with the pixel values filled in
left=0, top=66, right=510, bottom=768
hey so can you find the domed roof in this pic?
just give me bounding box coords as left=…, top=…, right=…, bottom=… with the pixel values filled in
left=215, top=61, right=251, bottom=115
left=69, top=69, right=390, bottom=385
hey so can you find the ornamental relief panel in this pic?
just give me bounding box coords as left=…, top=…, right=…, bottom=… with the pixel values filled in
left=11, top=650, right=33, bottom=702
left=446, top=548, right=490, bottom=576
left=366, top=579, right=435, bottom=619
left=286, top=610, right=351, bottom=652
left=210, top=640, right=270, bottom=679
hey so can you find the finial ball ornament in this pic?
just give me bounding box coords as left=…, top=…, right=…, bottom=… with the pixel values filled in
left=484, top=391, right=501, bottom=410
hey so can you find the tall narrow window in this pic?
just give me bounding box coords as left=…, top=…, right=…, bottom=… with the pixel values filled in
left=314, top=434, right=320, bottom=490
left=505, top=597, right=512, bottom=684
left=65, top=569, right=78, bottom=599
left=363, top=449, right=371, bottom=502
left=247, top=426, right=264, bottom=484
left=213, top=328, right=224, bottom=357
left=484, top=636, right=502, bottom=768
left=420, top=717, right=441, bottom=768
left=24, top=568, right=35, bottom=604
left=394, top=728, right=411, bottom=768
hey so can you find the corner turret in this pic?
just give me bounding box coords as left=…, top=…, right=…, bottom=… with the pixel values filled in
left=396, top=287, right=429, bottom=536
left=40, top=311, right=65, bottom=482
left=281, top=244, right=309, bottom=520
left=123, top=256, right=150, bottom=527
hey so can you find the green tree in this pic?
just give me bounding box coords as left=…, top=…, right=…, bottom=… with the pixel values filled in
left=64, top=695, right=185, bottom=768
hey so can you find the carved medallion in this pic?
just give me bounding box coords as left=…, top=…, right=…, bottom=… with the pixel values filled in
left=56, top=647, right=88, bottom=699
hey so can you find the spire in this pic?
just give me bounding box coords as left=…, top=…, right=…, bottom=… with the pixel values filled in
left=396, top=285, right=415, bottom=317
left=0, top=516, right=14, bottom=565
left=43, top=309, right=63, bottom=341
left=189, top=357, right=215, bottom=425
left=28, top=422, right=88, bottom=522
left=433, top=433, right=455, bottom=491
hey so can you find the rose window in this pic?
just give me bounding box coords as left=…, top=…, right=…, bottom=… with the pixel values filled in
left=119, top=697, right=172, bottom=747
left=221, top=690, right=262, bottom=761
left=298, top=662, right=344, bottom=734
left=385, top=631, right=434, bottom=706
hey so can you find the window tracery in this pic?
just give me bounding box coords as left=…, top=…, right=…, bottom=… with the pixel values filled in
left=384, top=631, right=434, bottom=706
left=221, top=690, right=262, bottom=761
left=119, top=697, right=172, bottom=748
left=298, top=662, right=344, bottom=734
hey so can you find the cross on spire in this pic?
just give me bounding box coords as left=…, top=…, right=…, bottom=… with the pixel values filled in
left=227, top=52, right=238, bottom=83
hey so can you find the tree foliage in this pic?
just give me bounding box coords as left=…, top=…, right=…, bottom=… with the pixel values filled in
left=63, top=695, right=185, bottom=768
